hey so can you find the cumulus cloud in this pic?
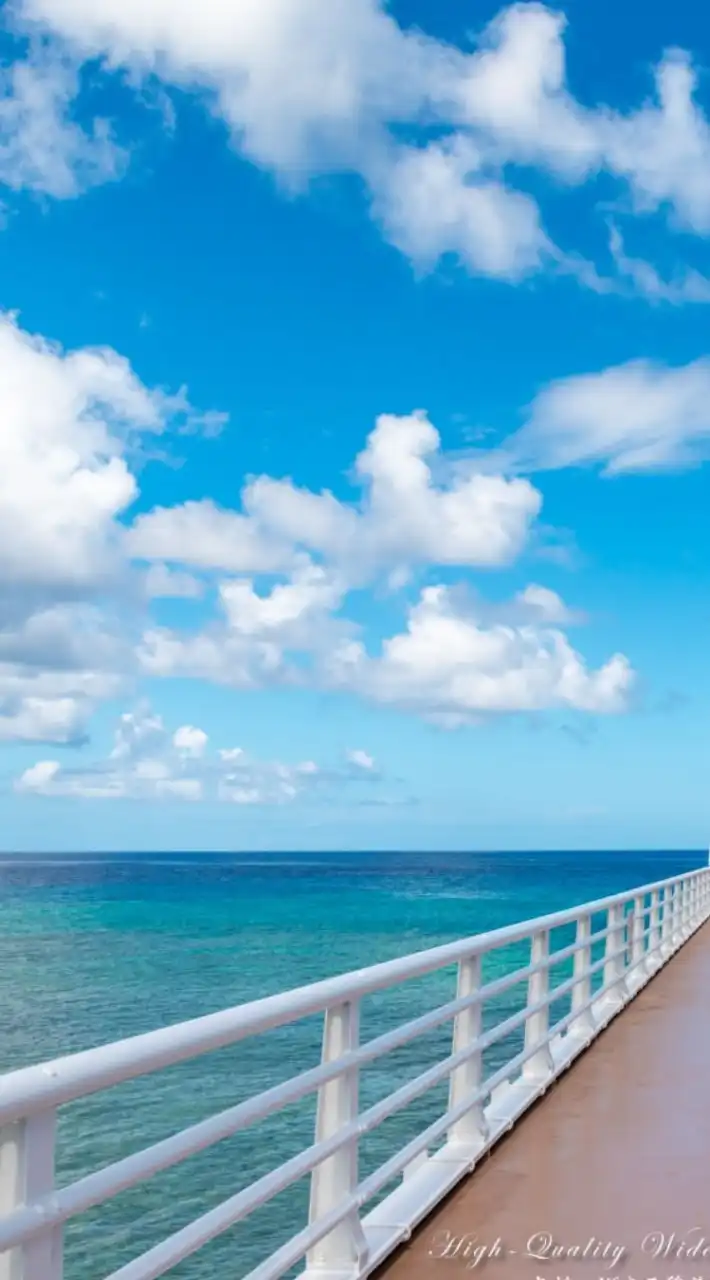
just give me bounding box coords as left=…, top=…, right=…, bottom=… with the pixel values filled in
left=602, top=51, right=710, bottom=234
left=0, top=307, right=647, bottom=742
left=136, top=559, right=347, bottom=687
left=451, top=5, right=599, bottom=180
left=130, top=411, right=541, bottom=586
left=14, top=706, right=379, bottom=804
left=125, top=407, right=635, bottom=723
left=372, top=138, right=551, bottom=280
left=172, top=724, right=208, bottom=757
left=346, top=748, right=376, bottom=771
left=0, top=694, right=87, bottom=744
left=136, top=571, right=614, bottom=724
left=0, top=309, right=219, bottom=741
left=142, top=564, right=203, bottom=599
left=0, top=604, right=126, bottom=742
left=9, top=0, right=710, bottom=291
left=505, top=357, right=710, bottom=474
left=0, top=310, right=214, bottom=594
left=128, top=500, right=289, bottom=574
left=515, top=584, right=582, bottom=625
left=326, top=585, right=633, bottom=723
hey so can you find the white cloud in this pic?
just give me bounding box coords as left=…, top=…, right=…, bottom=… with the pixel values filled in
left=131, top=411, right=541, bottom=588
left=603, top=52, right=710, bottom=234
left=346, top=748, right=375, bottom=771
left=373, top=138, right=551, bottom=280
left=137, top=624, right=284, bottom=687
left=127, top=500, right=289, bottom=573
left=219, top=561, right=343, bottom=635
left=0, top=310, right=214, bottom=593
left=0, top=694, right=86, bottom=744
left=142, top=563, right=203, bottom=599
left=451, top=5, right=599, bottom=181
left=515, top=584, right=580, bottom=625
left=12, top=0, right=710, bottom=291
left=505, top=357, right=710, bottom=474
left=0, top=48, right=125, bottom=198
left=136, top=559, right=346, bottom=687
left=172, top=724, right=208, bottom=757
left=15, top=705, right=378, bottom=804
left=0, top=310, right=220, bottom=742
left=327, top=585, right=633, bottom=722
left=0, top=604, right=126, bottom=742
left=16, top=0, right=451, bottom=173
left=18, top=760, right=61, bottom=790
left=607, top=225, right=710, bottom=304
left=0, top=311, right=643, bottom=743
left=129, top=412, right=545, bottom=695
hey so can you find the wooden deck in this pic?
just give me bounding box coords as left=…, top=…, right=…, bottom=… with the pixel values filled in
left=375, top=921, right=710, bottom=1280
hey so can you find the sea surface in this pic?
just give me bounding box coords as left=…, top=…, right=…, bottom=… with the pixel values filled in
left=0, top=849, right=703, bottom=1278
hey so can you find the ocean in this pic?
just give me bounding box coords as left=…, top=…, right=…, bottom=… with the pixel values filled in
left=0, top=848, right=703, bottom=1278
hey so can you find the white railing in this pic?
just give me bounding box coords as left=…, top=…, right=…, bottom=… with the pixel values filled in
left=1, top=863, right=709, bottom=1280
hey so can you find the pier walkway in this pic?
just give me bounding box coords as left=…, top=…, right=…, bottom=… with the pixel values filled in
left=1, top=862, right=709, bottom=1280
left=376, top=919, right=710, bottom=1280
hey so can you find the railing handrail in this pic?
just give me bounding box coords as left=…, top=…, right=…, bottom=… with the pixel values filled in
left=0, top=863, right=701, bottom=1125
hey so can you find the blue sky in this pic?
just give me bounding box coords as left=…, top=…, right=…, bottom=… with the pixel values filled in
left=1, top=0, right=710, bottom=851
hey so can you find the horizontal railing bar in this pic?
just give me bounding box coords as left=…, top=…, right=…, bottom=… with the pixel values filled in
left=0, top=867, right=701, bottom=1123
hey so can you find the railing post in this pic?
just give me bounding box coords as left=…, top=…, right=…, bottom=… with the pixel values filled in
left=671, top=883, right=683, bottom=946
left=680, top=878, right=689, bottom=936
left=603, top=903, right=627, bottom=1003
left=448, top=954, right=488, bottom=1149
left=631, top=896, right=645, bottom=977
left=570, top=914, right=595, bottom=1038
left=0, top=1112, right=62, bottom=1280
left=523, top=930, right=554, bottom=1080
left=661, top=885, right=673, bottom=953
left=307, top=1001, right=366, bottom=1275
left=648, top=888, right=661, bottom=963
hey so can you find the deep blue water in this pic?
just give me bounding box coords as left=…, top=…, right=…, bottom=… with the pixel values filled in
left=0, top=849, right=703, bottom=1278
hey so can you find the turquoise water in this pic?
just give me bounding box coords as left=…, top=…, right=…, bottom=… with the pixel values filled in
left=0, top=849, right=702, bottom=1278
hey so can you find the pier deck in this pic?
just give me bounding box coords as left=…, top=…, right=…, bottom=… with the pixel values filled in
left=375, top=921, right=710, bottom=1280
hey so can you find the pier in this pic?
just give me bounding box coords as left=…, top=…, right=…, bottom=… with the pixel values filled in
left=1, top=863, right=709, bottom=1280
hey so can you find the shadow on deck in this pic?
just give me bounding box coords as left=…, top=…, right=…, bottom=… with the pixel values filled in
left=374, top=921, right=710, bottom=1280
